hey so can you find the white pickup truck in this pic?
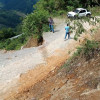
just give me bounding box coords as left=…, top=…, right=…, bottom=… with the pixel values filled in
left=67, top=8, right=91, bottom=18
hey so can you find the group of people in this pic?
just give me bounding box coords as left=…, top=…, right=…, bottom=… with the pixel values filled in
left=48, top=17, right=70, bottom=41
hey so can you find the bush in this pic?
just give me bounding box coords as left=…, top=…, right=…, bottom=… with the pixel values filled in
left=22, top=9, right=49, bottom=37
left=73, top=40, right=99, bottom=60
left=57, top=10, right=66, bottom=15
left=42, top=24, right=50, bottom=32
left=84, top=40, right=99, bottom=55
left=62, top=39, right=99, bottom=69
left=66, top=6, right=74, bottom=11
left=0, top=41, right=5, bottom=49
left=6, top=41, right=18, bottom=50
left=0, top=28, right=16, bottom=40
left=88, top=6, right=100, bottom=16
left=0, top=34, right=28, bottom=50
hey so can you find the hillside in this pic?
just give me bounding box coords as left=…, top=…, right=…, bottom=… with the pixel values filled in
left=0, top=0, right=38, bottom=13
left=16, top=30, right=100, bottom=100
left=23, top=30, right=100, bottom=100
left=0, top=17, right=100, bottom=99
left=0, top=10, right=25, bottom=29
left=1, top=0, right=100, bottom=50
left=0, top=0, right=39, bottom=28
left=13, top=30, right=100, bottom=100
left=0, top=0, right=100, bottom=99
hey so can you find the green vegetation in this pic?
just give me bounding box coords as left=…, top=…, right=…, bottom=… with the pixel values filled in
left=0, top=34, right=28, bottom=50
left=0, top=0, right=39, bottom=50
left=0, top=10, right=23, bottom=28
left=0, top=0, right=39, bottom=28
left=0, top=0, right=100, bottom=50
left=22, top=10, right=49, bottom=36
left=65, top=17, right=100, bottom=41
left=34, top=0, right=81, bottom=15
left=62, top=39, right=100, bottom=69
left=89, top=6, right=100, bottom=16
left=0, top=28, right=16, bottom=40
left=34, top=0, right=100, bottom=15
left=73, top=40, right=99, bottom=58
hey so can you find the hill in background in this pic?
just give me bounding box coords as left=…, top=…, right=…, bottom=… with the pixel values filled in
left=0, top=0, right=38, bottom=13
left=0, top=0, right=39, bottom=28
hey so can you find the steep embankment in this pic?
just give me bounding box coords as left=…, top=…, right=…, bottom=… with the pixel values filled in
left=22, top=30, right=100, bottom=100
left=6, top=29, right=100, bottom=100
left=0, top=17, right=99, bottom=100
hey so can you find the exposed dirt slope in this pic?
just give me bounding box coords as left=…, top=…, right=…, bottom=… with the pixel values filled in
left=6, top=30, right=100, bottom=100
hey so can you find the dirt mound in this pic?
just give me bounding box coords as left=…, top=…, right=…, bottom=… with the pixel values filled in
left=23, top=36, right=43, bottom=48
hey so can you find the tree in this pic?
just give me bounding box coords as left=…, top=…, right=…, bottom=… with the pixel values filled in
left=22, top=9, right=49, bottom=38
left=0, top=28, right=15, bottom=40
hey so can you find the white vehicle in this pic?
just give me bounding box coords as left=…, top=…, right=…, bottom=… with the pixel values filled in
left=67, top=8, right=91, bottom=18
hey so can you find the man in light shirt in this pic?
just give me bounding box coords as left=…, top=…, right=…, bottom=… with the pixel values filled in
left=64, top=23, right=70, bottom=41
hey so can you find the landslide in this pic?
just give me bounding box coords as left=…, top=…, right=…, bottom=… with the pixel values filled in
left=5, top=31, right=100, bottom=99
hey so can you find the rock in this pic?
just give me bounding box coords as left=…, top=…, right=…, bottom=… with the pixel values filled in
left=97, top=83, right=100, bottom=90
left=77, top=63, right=81, bottom=67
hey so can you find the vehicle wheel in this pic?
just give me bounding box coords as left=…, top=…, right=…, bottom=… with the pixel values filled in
left=86, top=14, right=91, bottom=17
left=67, top=16, right=70, bottom=18
left=74, top=15, right=78, bottom=19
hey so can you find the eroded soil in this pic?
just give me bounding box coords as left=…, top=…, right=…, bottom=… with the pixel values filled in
left=4, top=30, right=100, bottom=100
left=0, top=18, right=100, bottom=100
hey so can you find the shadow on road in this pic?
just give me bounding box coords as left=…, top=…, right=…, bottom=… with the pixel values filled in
left=54, top=30, right=60, bottom=32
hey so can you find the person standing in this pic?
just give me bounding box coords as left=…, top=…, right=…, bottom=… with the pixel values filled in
left=48, top=17, right=54, bottom=33
left=64, top=23, right=70, bottom=40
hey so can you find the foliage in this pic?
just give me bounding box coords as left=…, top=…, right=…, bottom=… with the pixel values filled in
left=84, top=40, right=99, bottom=55
left=66, top=17, right=100, bottom=41
left=0, top=34, right=28, bottom=50
left=0, top=0, right=39, bottom=50
left=73, top=40, right=99, bottom=59
left=34, top=0, right=100, bottom=15
left=1, top=0, right=100, bottom=50
left=0, top=10, right=23, bottom=28
left=0, top=28, right=16, bottom=40
left=62, top=39, right=99, bottom=69
left=74, top=20, right=86, bottom=40
left=42, top=24, right=50, bottom=32
left=89, top=6, right=100, bottom=16
left=22, top=9, right=49, bottom=37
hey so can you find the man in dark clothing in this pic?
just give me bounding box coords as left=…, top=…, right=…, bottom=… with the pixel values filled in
left=48, top=17, right=54, bottom=33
